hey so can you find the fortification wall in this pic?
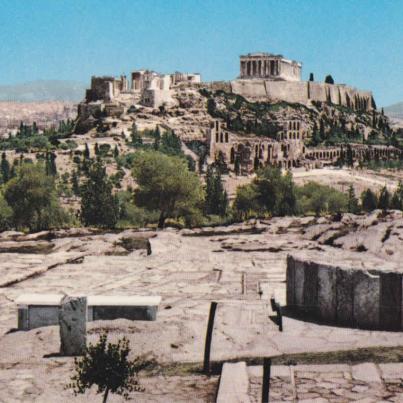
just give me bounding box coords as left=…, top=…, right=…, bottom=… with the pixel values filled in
left=230, top=80, right=267, bottom=99
left=265, top=81, right=308, bottom=104
left=231, top=79, right=373, bottom=111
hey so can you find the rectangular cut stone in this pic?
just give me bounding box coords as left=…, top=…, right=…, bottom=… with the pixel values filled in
left=380, top=272, right=402, bottom=330
left=303, top=262, right=318, bottom=316
left=317, top=266, right=337, bottom=322
left=336, top=268, right=354, bottom=326
left=17, top=294, right=161, bottom=329
left=353, top=271, right=380, bottom=329
left=286, top=255, right=296, bottom=306
left=216, top=362, right=250, bottom=403
left=294, top=259, right=305, bottom=308
left=92, top=306, right=158, bottom=321
left=17, top=306, right=29, bottom=330
left=59, top=296, right=87, bottom=356
left=88, top=295, right=160, bottom=321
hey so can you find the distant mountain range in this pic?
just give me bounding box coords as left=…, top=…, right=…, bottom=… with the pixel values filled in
left=384, top=102, right=403, bottom=119
left=0, top=80, right=86, bottom=102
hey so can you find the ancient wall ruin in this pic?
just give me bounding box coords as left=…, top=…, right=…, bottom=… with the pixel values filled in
left=286, top=255, right=403, bottom=331
left=231, top=80, right=373, bottom=112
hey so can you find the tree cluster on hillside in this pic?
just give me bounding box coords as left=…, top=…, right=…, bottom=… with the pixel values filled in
left=0, top=120, right=75, bottom=152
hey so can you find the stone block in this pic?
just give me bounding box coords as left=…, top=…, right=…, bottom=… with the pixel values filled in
left=216, top=362, right=250, bottom=403
left=59, top=296, right=87, bottom=356
left=303, top=262, right=319, bottom=316
left=87, top=295, right=161, bottom=322
left=286, top=255, right=295, bottom=306
left=352, top=363, right=381, bottom=384
left=336, top=268, right=354, bottom=326
left=380, top=272, right=402, bottom=330
left=16, top=294, right=63, bottom=330
left=294, top=259, right=305, bottom=308
left=317, top=265, right=337, bottom=322
left=353, top=271, right=380, bottom=329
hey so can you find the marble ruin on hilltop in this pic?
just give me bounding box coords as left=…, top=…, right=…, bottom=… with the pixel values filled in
left=234, top=52, right=373, bottom=111
left=78, top=51, right=400, bottom=172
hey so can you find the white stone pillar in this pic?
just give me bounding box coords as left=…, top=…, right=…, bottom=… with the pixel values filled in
left=59, top=296, right=87, bottom=356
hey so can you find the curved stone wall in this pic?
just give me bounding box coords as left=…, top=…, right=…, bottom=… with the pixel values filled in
left=286, top=255, right=403, bottom=331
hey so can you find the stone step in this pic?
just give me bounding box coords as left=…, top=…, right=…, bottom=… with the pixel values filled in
left=216, top=361, right=250, bottom=403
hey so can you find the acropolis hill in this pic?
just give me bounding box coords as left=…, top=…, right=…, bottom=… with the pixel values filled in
left=75, top=51, right=399, bottom=173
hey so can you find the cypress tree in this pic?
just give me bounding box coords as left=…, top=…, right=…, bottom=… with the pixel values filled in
left=130, top=123, right=142, bottom=147
left=377, top=186, right=390, bottom=210
left=234, top=156, right=241, bottom=176
left=1, top=152, right=10, bottom=183
left=80, top=160, right=119, bottom=228
left=153, top=125, right=161, bottom=150
left=84, top=143, right=90, bottom=159
left=113, top=145, right=119, bottom=158
left=361, top=188, right=378, bottom=212
left=71, top=170, right=80, bottom=196
left=347, top=185, right=359, bottom=213
left=205, top=166, right=228, bottom=216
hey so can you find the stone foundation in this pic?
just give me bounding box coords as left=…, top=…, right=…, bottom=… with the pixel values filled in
left=286, top=255, right=403, bottom=330
left=16, top=294, right=161, bottom=330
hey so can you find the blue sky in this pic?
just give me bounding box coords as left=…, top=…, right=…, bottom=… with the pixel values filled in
left=0, top=0, right=402, bottom=106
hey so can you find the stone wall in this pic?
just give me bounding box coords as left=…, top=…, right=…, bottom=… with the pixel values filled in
left=231, top=80, right=373, bottom=111
left=286, top=255, right=403, bottom=330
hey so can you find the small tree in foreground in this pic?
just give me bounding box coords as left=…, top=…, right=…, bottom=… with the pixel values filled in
left=68, top=333, right=145, bottom=403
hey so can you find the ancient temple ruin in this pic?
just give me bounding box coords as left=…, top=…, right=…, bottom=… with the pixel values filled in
left=240, top=52, right=302, bottom=81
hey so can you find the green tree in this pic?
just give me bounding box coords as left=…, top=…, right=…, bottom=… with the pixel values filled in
left=205, top=166, right=228, bottom=216
left=4, top=163, right=68, bottom=231
left=113, top=145, right=119, bottom=158
left=1, top=152, right=10, bottom=183
left=94, top=143, right=100, bottom=156
left=233, top=183, right=260, bottom=220
left=377, top=186, right=390, bottom=210
left=325, top=75, right=335, bottom=84
left=80, top=160, right=119, bottom=228
left=309, top=73, right=314, bottom=82
left=84, top=143, right=90, bottom=159
left=234, top=155, right=241, bottom=175
left=390, top=181, right=403, bottom=210
left=132, top=151, right=204, bottom=228
left=346, top=144, right=354, bottom=168
left=361, top=188, right=378, bottom=212
left=153, top=125, right=161, bottom=150
left=160, top=130, right=182, bottom=156
left=0, top=194, right=12, bottom=231
left=130, top=123, right=142, bottom=147
left=254, top=166, right=298, bottom=216
left=68, top=333, right=145, bottom=403
left=347, top=185, right=360, bottom=214
left=71, top=170, right=80, bottom=196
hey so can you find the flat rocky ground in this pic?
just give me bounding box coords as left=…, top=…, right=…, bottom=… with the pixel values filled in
left=0, top=210, right=402, bottom=401
left=247, top=362, right=403, bottom=402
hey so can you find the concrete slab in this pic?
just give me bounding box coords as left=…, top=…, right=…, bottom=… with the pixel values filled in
left=217, top=362, right=250, bottom=403
left=352, top=363, right=382, bottom=384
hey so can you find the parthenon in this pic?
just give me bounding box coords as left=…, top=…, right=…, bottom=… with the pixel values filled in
left=239, top=52, right=302, bottom=81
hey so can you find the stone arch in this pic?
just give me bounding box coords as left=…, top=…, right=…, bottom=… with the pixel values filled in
left=220, top=133, right=223, bottom=143
left=225, top=132, right=228, bottom=143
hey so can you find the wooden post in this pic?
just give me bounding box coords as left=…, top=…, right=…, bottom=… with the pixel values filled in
left=262, top=357, right=272, bottom=403
left=277, top=304, right=283, bottom=332
left=203, top=301, right=217, bottom=373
